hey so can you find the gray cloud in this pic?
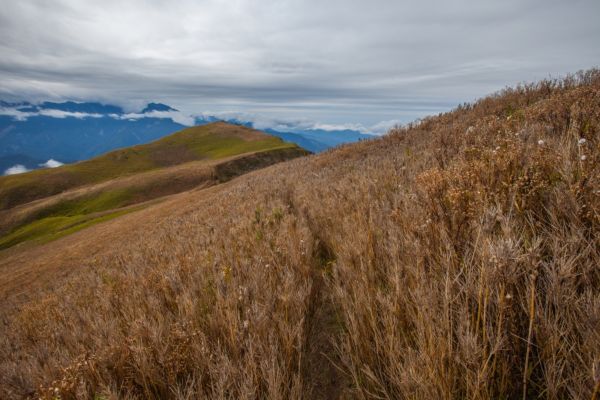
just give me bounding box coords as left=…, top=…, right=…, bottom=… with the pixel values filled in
left=1, top=0, right=599, bottom=126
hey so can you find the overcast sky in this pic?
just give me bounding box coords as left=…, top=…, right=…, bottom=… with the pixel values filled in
left=1, top=0, right=599, bottom=128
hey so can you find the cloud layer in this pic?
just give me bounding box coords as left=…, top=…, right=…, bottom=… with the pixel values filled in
left=39, top=159, right=64, bottom=168
left=0, top=103, right=394, bottom=134
left=1, top=0, right=599, bottom=126
left=4, top=164, right=30, bottom=175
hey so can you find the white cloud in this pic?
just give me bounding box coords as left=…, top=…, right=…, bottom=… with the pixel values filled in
left=39, top=159, right=64, bottom=168
left=0, top=105, right=195, bottom=126
left=118, top=110, right=196, bottom=126
left=369, top=120, right=403, bottom=135
left=41, top=110, right=104, bottom=119
left=0, top=107, right=104, bottom=120
left=198, top=111, right=317, bottom=132
left=4, top=164, right=30, bottom=175
left=312, top=122, right=368, bottom=132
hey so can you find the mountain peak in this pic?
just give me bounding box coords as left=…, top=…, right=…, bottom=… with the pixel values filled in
left=142, top=103, right=177, bottom=113
left=39, top=101, right=124, bottom=114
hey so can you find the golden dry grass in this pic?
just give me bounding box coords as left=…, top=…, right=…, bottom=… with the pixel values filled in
left=0, top=70, right=599, bottom=399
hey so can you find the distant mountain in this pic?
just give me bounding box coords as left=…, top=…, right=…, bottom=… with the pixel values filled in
left=0, top=101, right=373, bottom=174
left=264, top=130, right=329, bottom=153
left=142, top=103, right=177, bottom=113
left=39, top=101, right=125, bottom=114
left=264, top=128, right=371, bottom=153
left=0, top=101, right=31, bottom=109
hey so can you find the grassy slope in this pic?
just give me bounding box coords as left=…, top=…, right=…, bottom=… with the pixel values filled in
left=0, top=122, right=297, bottom=210
left=0, top=206, right=141, bottom=250
left=0, top=71, right=599, bottom=399
left=0, top=123, right=306, bottom=249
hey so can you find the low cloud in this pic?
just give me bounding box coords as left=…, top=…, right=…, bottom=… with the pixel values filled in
left=0, top=107, right=104, bottom=121
left=369, top=120, right=403, bottom=135
left=39, top=159, right=64, bottom=168
left=0, top=105, right=196, bottom=126
left=2, top=159, right=64, bottom=175
left=4, top=164, right=30, bottom=175
left=118, top=110, right=196, bottom=126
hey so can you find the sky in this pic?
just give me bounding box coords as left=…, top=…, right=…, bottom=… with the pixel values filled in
left=1, top=0, right=599, bottom=130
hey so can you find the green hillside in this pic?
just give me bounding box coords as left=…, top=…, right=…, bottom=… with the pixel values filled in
left=0, top=122, right=299, bottom=211
left=0, top=123, right=307, bottom=250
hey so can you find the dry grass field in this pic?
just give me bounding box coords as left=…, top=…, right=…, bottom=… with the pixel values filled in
left=0, top=70, right=599, bottom=399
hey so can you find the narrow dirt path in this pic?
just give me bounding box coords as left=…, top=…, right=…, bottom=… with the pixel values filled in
left=301, top=221, right=347, bottom=399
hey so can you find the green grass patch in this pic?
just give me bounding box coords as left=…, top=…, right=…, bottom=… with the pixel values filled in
left=34, top=189, right=135, bottom=219
left=201, top=138, right=294, bottom=159
left=0, top=206, right=142, bottom=251
left=0, top=188, right=140, bottom=250
left=164, top=129, right=295, bottom=159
